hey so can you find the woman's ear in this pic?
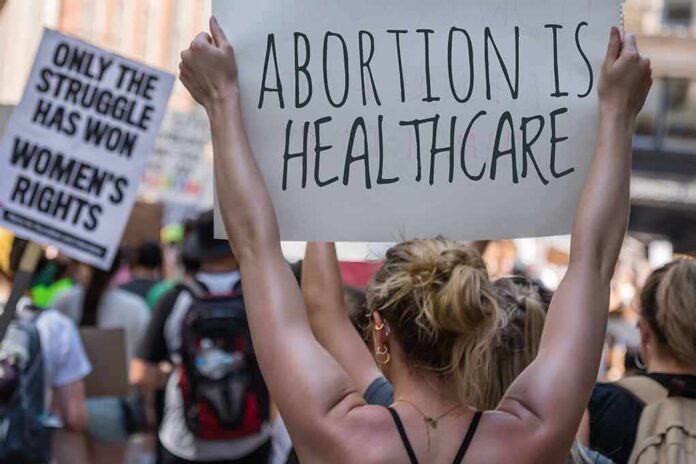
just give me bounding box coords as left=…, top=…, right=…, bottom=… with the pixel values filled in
left=371, top=311, right=390, bottom=346
left=371, top=311, right=392, bottom=372
left=637, top=316, right=655, bottom=370
left=638, top=317, right=652, bottom=348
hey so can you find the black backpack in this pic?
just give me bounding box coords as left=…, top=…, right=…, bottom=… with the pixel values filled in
left=0, top=309, right=52, bottom=464
left=176, top=283, right=269, bottom=440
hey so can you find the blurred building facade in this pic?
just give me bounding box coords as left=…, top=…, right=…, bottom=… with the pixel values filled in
left=0, top=0, right=210, bottom=108
left=624, top=0, right=696, bottom=252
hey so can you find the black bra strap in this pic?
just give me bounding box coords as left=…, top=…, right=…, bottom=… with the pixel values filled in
left=387, top=407, right=419, bottom=464
left=452, top=411, right=483, bottom=464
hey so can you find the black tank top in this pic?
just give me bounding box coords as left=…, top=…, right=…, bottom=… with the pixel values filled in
left=387, top=407, right=483, bottom=464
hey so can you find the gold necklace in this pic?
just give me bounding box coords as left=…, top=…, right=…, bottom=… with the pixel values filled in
left=392, top=398, right=464, bottom=451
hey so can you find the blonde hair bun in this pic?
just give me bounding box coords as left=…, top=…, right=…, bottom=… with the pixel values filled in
left=368, top=238, right=504, bottom=405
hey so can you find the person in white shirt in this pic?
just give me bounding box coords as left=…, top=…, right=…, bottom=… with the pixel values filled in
left=3, top=237, right=92, bottom=463
left=132, top=211, right=272, bottom=464
left=52, top=252, right=151, bottom=463
left=53, top=254, right=151, bottom=365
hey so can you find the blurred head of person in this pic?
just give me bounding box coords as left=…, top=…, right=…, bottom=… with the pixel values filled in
left=343, top=286, right=368, bottom=343
left=477, top=276, right=549, bottom=410
left=638, top=258, right=696, bottom=373
left=182, top=211, right=237, bottom=273
left=181, top=250, right=202, bottom=278
left=80, top=252, right=121, bottom=327
left=132, top=241, right=163, bottom=277
left=366, top=238, right=504, bottom=406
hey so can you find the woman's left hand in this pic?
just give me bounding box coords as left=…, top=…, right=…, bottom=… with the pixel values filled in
left=179, top=16, right=239, bottom=109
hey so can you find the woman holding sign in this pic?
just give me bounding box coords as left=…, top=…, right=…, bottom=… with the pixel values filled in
left=179, top=18, right=651, bottom=464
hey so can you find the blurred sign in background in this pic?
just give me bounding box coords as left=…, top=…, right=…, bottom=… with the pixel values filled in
left=140, top=110, right=211, bottom=206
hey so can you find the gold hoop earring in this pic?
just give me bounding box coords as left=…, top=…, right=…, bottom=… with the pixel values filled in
left=374, top=322, right=385, bottom=332
left=375, top=345, right=391, bottom=365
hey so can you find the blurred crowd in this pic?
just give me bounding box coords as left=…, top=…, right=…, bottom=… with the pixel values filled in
left=0, top=210, right=693, bottom=464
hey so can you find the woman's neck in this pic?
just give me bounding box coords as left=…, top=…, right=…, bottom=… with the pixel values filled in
left=648, top=356, right=696, bottom=376
left=390, top=363, right=463, bottom=413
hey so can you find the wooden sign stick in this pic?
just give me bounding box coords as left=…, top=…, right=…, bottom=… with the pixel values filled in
left=0, top=241, right=42, bottom=342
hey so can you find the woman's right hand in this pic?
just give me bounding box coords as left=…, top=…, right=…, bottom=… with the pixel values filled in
left=179, top=16, right=239, bottom=110
left=598, top=28, right=653, bottom=121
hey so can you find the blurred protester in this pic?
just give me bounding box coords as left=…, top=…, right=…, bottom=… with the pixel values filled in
left=52, top=255, right=151, bottom=463
left=145, top=244, right=201, bottom=312
left=585, top=259, right=696, bottom=464
left=343, top=285, right=368, bottom=342
left=53, top=255, right=151, bottom=363
left=478, top=277, right=548, bottom=409
left=133, top=211, right=271, bottom=464
left=490, top=278, right=613, bottom=464
left=30, top=253, right=76, bottom=309
left=132, top=245, right=201, bottom=464
left=120, top=241, right=164, bottom=302
left=1, top=238, right=91, bottom=464
left=182, top=18, right=650, bottom=462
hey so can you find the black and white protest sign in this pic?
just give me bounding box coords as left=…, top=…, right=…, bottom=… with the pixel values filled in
left=0, top=30, right=174, bottom=269
left=214, top=0, right=623, bottom=241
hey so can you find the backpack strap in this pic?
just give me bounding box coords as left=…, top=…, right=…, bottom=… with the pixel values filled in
left=164, top=285, right=196, bottom=360
left=0, top=244, right=43, bottom=342
left=615, top=376, right=669, bottom=406
left=183, top=279, right=207, bottom=299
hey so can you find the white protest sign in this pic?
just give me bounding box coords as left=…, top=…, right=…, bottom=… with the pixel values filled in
left=213, top=1, right=623, bottom=242
left=140, top=109, right=211, bottom=204
left=0, top=30, right=174, bottom=269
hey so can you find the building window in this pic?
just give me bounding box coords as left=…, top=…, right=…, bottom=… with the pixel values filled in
left=635, top=78, right=696, bottom=151
left=665, top=78, right=696, bottom=149
left=663, top=0, right=693, bottom=28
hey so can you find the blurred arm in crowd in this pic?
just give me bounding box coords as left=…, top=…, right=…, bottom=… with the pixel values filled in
left=302, top=243, right=382, bottom=395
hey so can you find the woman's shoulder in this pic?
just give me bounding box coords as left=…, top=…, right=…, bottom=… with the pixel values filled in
left=592, top=380, right=639, bottom=402
left=34, top=308, right=83, bottom=357
left=107, top=288, right=149, bottom=309
left=293, top=402, right=403, bottom=464
left=50, top=286, right=83, bottom=321
left=103, top=288, right=151, bottom=322
left=588, top=379, right=647, bottom=463
left=37, top=307, right=77, bottom=331
left=590, top=380, right=645, bottom=422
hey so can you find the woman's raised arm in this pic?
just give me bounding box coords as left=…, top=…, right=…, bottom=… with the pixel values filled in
left=179, top=18, right=373, bottom=458
left=497, top=29, right=652, bottom=459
